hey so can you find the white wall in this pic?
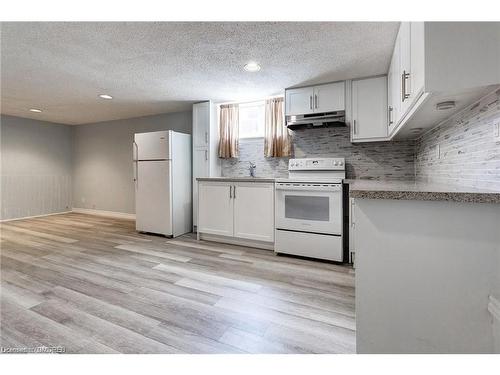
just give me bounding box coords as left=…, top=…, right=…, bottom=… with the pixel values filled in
left=72, top=111, right=191, bottom=214
left=355, top=198, right=500, bottom=353
left=0, top=115, right=73, bottom=220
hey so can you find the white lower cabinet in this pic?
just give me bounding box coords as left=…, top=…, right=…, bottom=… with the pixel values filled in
left=192, top=148, right=210, bottom=226
left=197, top=181, right=233, bottom=237
left=233, top=182, right=274, bottom=242
left=198, top=180, right=274, bottom=245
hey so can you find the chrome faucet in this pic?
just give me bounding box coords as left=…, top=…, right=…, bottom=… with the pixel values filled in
left=249, top=162, right=256, bottom=177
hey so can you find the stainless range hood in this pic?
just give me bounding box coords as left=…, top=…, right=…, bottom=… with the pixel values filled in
left=286, top=110, right=346, bottom=128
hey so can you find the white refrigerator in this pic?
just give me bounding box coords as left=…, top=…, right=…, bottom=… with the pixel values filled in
left=133, top=130, right=192, bottom=237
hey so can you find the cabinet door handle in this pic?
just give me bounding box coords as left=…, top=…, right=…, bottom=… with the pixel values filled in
left=314, top=94, right=318, bottom=109
left=402, top=70, right=410, bottom=102
left=205, top=131, right=208, bottom=144
left=205, top=150, right=208, bottom=161
left=229, top=185, right=232, bottom=199
left=233, top=185, right=236, bottom=199
left=388, top=106, right=394, bottom=125
left=310, top=95, right=313, bottom=110
left=353, top=120, right=357, bottom=135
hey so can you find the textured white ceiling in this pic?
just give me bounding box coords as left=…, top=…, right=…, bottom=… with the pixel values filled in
left=1, top=22, right=399, bottom=125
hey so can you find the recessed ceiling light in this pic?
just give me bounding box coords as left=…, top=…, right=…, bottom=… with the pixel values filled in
left=29, top=108, right=42, bottom=113
left=244, top=62, right=261, bottom=72
left=98, top=94, right=113, bottom=100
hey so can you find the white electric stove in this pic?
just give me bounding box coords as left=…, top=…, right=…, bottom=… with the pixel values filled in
left=274, top=157, right=345, bottom=262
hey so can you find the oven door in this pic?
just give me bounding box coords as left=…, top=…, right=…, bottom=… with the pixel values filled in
left=275, top=183, right=342, bottom=235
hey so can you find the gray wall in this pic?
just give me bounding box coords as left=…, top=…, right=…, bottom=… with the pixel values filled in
left=416, top=89, right=500, bottom=190
left=0, top=115, right=73, bottom=220
left=72, top=111, right=192, bottom=214
left=222, top=126, right=416, bottom=180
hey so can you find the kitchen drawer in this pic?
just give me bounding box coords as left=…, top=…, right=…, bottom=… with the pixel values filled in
left=275, top=229, right=343, bottom=262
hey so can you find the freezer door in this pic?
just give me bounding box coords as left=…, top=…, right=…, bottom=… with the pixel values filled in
left=134, top=131, right=171, bottom=160
left=135, top=160, right=172, bottom=235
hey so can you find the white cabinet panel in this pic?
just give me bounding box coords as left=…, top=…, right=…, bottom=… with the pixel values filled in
left=349, top=198, right=355, bottom=264
left=314, top=81, right=345, bottom=113
left=192, top=149, right=209, bottom=226
left=192, top=101, right=221, bottom=229
left=233, top=182, right=274, bottom=242
left=198, top=181, right=233, bottom=237
left=351, top=76, right=388, bottom=142
left=399, top=22, right=412, bottom=116
left=285, top=86, right=315, bottom=115
left=410, top=22, right=425, bottom=101
left=285, top=82, right=346, bottom=116
left=193, top=102, right=209, bottom=148
left=388, top=38, right=401, bottom=136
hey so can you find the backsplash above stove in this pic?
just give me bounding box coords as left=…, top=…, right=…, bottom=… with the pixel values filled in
left=221, top=126, right=415, bottom=180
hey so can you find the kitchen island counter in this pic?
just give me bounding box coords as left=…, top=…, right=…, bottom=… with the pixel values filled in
left=346, top=179, right=500, bottom=204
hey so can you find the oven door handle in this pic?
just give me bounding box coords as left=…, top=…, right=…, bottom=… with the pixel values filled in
left=275, top=184, right=341, bottom=192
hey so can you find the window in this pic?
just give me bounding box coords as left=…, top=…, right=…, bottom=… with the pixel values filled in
left=238, top=100, right=265, bottom=139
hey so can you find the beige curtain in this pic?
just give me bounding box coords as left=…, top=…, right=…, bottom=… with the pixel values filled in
left=264, top=97, right=291, bottom=157
left=218, top=104, right=239, bottom=158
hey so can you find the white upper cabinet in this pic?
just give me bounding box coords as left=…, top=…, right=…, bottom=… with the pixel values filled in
left=387, top=38, right=401, bottom=136
left=399, top=22, right=413, bottom=116
left=233, top=182, right=274, bottom=243
left=192, top=102, right=209, bottom=148
left=388, top=22, right=500, bottom=139
left=351, top=76, right=388, bottom=142
left=409, top=22, right=425, bottom=101
left=285, top=86, right=315, bottom=115
left=285, top=81, right=345, bottom=116
left=314, top=82, right=345, bottom=113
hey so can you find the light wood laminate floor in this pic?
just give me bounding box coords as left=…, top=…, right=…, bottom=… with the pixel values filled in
left=0, top=213, right=355, bottom=354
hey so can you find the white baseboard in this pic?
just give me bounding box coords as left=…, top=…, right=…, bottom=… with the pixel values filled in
left=0, top=211, right=72, bottom=222
left=199, top=232, right=274, bottom=251
left=72, top=208, right=136, bottom=220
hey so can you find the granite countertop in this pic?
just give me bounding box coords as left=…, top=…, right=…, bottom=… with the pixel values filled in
left=196, top=177, right=275, bottom=183
left=346, top=179, right=500, bottom=204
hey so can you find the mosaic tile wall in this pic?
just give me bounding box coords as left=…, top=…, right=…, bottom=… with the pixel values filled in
left=415, top=89, right=500, bottom=190
left=221, top=126, right=416, bottom=180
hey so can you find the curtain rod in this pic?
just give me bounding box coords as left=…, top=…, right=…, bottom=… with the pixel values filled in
left=216, top=94, right=284, bottom=107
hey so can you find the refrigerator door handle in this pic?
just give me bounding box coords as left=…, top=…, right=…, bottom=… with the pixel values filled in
left=133, top=141, right=139, bottom=161
left=133, top=141, right=139, bottom=183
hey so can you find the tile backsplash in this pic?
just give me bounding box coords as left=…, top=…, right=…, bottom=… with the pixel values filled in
left=221, top=126, right=416, bottom=180
left=415, top=89, right=500, bottom=190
